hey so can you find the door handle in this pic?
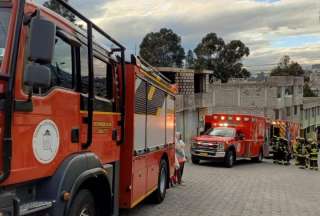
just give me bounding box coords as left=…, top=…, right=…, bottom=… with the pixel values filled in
left=71, top=128, right=80, bottom=143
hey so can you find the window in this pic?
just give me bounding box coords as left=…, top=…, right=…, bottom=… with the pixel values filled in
left=206, top=127, right=236, bottom=137
left=312, top=107, right=316, bottom=117
left=274, top=109, right=279, bottom=119
left=276, top=87, right=282, bottom=98
left=80, top=47, right=113, bottom=100
left=298, top=86, right=303, bottom=94
left=29, top=36, right=74, bottom=94
left=80, top=46, right=89, bottom=94
left=294, top=105, right=298, bottom=115
left=305, top=110, right=308, bottom=119
left=0, top=8, right=11, bottom=66
left=80, top=46, right=115, bottom=112
left=286, top=107, right=291, bottom=117
left=49, top=37, right=74, bottom=89
left=93, top=57, right=113, bottom=100
left=194, top=74, right=206, bottom=93
left=285, top=86, right=293, bottom=96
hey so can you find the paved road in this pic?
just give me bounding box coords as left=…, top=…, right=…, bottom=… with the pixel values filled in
left=120, top=159, right=320, bottom=216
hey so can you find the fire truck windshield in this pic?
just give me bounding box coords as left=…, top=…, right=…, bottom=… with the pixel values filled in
left=205, top=127, right=235, bottom=138
left=0, top=8, right=11, bottom=66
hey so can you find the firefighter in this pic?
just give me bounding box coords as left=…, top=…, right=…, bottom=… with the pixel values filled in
left=279, top=138, right=290, bottom=165
left=272, top=136, right=280, bottom=164
left=308, top=139, right=319, bottom=171
left=305, top=139, right=313, bottom=169
left=283, top=138, right=290, bottom=165
left=294, top=137, right=306, bottom=168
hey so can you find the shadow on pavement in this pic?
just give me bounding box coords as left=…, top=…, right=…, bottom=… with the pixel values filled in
left=195, top=159, right=273, bottom=168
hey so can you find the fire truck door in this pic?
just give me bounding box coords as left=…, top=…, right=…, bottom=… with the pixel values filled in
left=79, top=56, right=120, bottom=163
left=13, top=35, right=80, bottom=179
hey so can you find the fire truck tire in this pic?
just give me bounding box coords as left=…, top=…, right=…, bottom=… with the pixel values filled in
left=191, top=155, right=200, bottom=164
left=69, top=189, right=96, bottom=216
left=252, top=150, right=263, bottom=163
left=152, top=159, right=168, bottom=204
left=224, top=150, right=235, bottom=168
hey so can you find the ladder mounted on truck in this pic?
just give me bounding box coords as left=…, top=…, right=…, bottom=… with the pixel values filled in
left=53, top=0, right=126, bottom=148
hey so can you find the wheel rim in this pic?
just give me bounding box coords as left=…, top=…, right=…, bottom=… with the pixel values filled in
left=80, top=208, right=91, bottom=216
left=229, top=153, right=234, bottom=165
left=159, top=167, right=166, bottom=194
left=259, top=152, right=263, bottom=161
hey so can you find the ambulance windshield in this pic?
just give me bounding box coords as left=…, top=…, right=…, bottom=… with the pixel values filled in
left=206, top=127, right=235, bottom=138
left=0, top=8, right=11, bottom=66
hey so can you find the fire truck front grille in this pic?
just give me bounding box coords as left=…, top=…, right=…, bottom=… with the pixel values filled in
left=196, top=144, right=218, bottom=151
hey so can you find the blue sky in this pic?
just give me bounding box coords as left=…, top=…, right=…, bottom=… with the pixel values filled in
left=271, top=35, right=320, bottom=48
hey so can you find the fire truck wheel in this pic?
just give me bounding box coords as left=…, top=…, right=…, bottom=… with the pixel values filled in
left=69, top=189, right=96, bottom=216
left=252, top=150, right=263, bottom=163
left=191, top=155, right=200, bottom=164
left=224, top=150, right=235, bottom=168
left=152, top=159, right=168, bottom=203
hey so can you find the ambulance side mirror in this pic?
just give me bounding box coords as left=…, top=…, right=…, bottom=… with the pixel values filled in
left=27, top=17, right=56, bottom=64
left=236, top=133, right=245, bottom=141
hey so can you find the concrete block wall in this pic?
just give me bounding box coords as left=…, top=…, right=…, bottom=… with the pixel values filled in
left=176, top=72, right=194, bottom=95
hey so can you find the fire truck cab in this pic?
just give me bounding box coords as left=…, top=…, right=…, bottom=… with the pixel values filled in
left=0, top=1, right=175, bottom=215
left=191, top=114, right=268, bottom=167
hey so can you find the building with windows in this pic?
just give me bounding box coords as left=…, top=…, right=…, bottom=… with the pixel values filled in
left=157, top=68, right=320, bottom=143
left=301, top=97, right=320, bottom=138
left=157, top=67, right=211, bottom=146
left=210, top=76, right=304, bottom=123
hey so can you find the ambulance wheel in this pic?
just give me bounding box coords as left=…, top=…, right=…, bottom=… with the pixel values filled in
left=69, top=189, right=96, bottom=216
left=191, top=155, right=200, bottom=164
left=224, top=150, right=235, bottom=168
left=252, top=150, right=263, bottom=162
left=152, top=159, right=168, bottom=204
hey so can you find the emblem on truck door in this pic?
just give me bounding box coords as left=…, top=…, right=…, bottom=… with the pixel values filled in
left=32, top=120, right=60, bottom=164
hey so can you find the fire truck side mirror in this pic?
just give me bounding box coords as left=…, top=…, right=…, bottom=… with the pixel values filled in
left=27, top=17, right=56, bottom=64
left=24, top=64, right=51, bottom=89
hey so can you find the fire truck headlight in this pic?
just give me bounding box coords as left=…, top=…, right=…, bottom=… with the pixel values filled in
left=217, top=143, right=225, bottom=151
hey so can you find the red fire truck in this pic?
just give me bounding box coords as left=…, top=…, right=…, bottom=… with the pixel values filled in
left=191, top=114, right=268, bottom=167
left=0, top=1, right=175, bottom=215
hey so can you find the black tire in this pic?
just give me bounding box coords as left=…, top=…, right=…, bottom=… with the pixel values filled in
left=152, top=159, right=168, bottom=204
left=224, top=150, right=235, bottom=168
left=252, top=150, right=263, bottom=163
left=69, top=189, right=96, bottom=216
left=191, top=155, right=200, bottom=164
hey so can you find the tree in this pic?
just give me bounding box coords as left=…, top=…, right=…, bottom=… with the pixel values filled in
left=139, top=28, right=185, bottom=67
left=185, top=50, right=195, bottom=69
left=43, top=0, right=76, bottom=23
left=270, top=55, right=304, bottom=76
left=194, top=33, right=250, bottom=83
left=304, top=83, right=317, bottom=97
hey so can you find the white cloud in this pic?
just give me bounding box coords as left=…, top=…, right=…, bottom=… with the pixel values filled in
left=35, top=0, right=320, bottom=72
